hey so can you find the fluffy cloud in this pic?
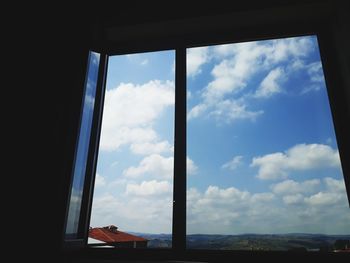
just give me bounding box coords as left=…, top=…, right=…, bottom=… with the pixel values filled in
left=263, top=37, right=314, bottom=65
left=187, top=157, right=198, bottom=175
left=188, top=36, right=317, bottom=122
left=126, top=54, right=149, bottom=66
left=95, top=173, right=106, bottom=187
left=126, top=180, right=172, bottom=196
left=130, top=140, right=173, bottom=155
left=324, top=177, right=346, bottom=192
left=187, top=103, right=208, bottom=120
left=307, top=61, right=324, bottom=83
left=208, top=99, right=263, bottom=122
left=271, top=179, right=320, bottom=195
left=222, top=155, right=243, bottom=170
left=282, top=194, right=304, bottom=205
left=99, top=80, right=174, bottom=151
left=251, top=192, right=275, bottom=202
left=187, top=47, right=209, bottom=77
left=123, top=154, right=198, bottom=178
left=187, top=177, right=350, bottom=234
left=304, top=192, right=344, bottom=206
left=204, top=42, right=264, bottom=102
left=90, top=192, right=173, bottom=233
left=123, top=154, right=173, bottom=179
left=251, top=143, right=340, bottom=180
left=90, top=176, right=349, bottom=234
left=187, top=185, right=279, bottom=234
left=255, top=67, right=284, bottom=98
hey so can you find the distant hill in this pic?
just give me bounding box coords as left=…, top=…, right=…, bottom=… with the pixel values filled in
left=186, top=233, right=350, bottom=251
left=132, top=232, right=350, bottom=251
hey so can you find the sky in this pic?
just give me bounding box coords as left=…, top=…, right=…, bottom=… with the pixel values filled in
left=89, top=36, right=350, bottom=236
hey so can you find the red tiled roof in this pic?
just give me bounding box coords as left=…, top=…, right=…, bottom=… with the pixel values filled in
left=89, top=226, right=148, bottom=243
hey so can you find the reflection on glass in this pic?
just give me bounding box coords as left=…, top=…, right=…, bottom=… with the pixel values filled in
left=186, top=36, right=350, bottom=251
left=89, top=51, right=175, bottom=248
left=66, top=52, right=100, bottom=236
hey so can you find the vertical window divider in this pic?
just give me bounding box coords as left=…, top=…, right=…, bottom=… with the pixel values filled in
left=173, top=47, right=187, bottom=255
left=80, top=53, right=109, bottom=243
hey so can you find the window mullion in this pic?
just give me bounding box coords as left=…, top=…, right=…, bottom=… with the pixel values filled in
left=173, top=48, right=187, bottom=254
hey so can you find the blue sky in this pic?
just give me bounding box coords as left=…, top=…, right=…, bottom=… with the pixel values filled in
left=89, top=36, right=350, bottom=236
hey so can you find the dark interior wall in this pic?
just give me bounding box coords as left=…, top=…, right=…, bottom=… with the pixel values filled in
left=44, top=1, right=349, bottom=262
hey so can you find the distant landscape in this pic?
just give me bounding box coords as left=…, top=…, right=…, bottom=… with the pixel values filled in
left=136, top=233, right=350, bottom=251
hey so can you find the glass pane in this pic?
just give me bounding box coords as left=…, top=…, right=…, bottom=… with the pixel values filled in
left=186, top=36, right=350, bottom=251
left=89, top=51, right=175, bottom=248
left=65, top=52, right=100, bottom=236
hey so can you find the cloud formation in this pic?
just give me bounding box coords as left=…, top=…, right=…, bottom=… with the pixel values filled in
left=255, top=67, right=284, bottom=98
left=188, top=36, right=318, bottom=123
left=126, top=180, right=172, bottom=196
left=187, top=177, right=349, bottom=234
left=123, top=154, right=198, bottom=179
left=222, top=156, right=243, bottom=170
left=187, top=47, right=209, bottom=77
left=99, top=80, right=174, bottom=151
left=251, top=143, right=340, bottom=180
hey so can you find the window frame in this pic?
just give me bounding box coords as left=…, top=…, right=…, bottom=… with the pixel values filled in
left=63, top=52, right=108, bottom=249
left=63, top=8, right=350, bottom=261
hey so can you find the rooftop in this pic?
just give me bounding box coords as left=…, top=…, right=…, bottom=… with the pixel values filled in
left=89, top=225, right=148, bottom=243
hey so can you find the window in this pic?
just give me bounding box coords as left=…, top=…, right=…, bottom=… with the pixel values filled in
left=63, top=11, right=350, bottom=260
left=89, top=50, right=175, bottom=248
left=65, top=52, right=101, bottom=238
left=186, top=36, right=350, bottom=251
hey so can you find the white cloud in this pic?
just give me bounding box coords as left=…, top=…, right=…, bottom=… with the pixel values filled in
left=187, top=185, right=279, bottom=234
left=187, top=157, right=198, bottom=175
left=123, top=154, right=198, bottom=178
left=208, top=99, right=263, bottom=123
left=126, top=180, right=172, bottom=196
left=187, top=47, right=209, bottom=77
left=203, top=50, right=258, bottom=102
left=222, top=156, right=243, bottom=170
left=123, top=154, right=174, bottom=179
left=255, top=67, right=284, bottom=98
left=90, top=176, right=349, bottom=234
left=307, top=61, right=324, bottom=83
left=99, top=80, right=174, bottom=151
left=263, top=37, right=314, bottom=65
left=90, top=192, right=173, bottom=233
left=271, top=179, right=320, bottom=195
left=126, top=54, right=149, bottom=66
left=101, top=127, right=157, bottom=152
left=251, top=192, right=275, bottom=202
left=130, top=140, right=173, bottom=155
left=186, top=179, right=350, bottom=235
left=251, top=152, right=288, bottom=180
left=200, top=185, right=251, bottom=206
left=188, top=36, right=315, bottom=122
left=283, top=194, right=304, bottom=205
left=95, top=173, right=106, bottom=187
left=187, top=90, right=192, bottom=99
left=206, top=37, right=313, bottom=103
left=304, top=192, right=343, bottom=206
left=188, top=103, right=208, bottom=120
left=300, top=61, right=325, bottom=94
left=251, top=143, right=341, bottom=180
left=324, top=177, right=346, bottom=193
